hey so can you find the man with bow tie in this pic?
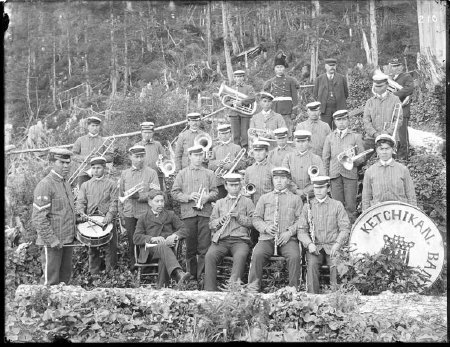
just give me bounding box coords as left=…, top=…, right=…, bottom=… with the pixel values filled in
left=313, top=58, right=349, bottom=130
left=363, top=73, right=403, bottom=158
left=119, top=145, right=161, bottom=270
left=226, top=70, right=256, bottom=150
left=208, top=123, right=245, bottom=199
left=205, top=173, right=255, bottom=291
left=362, top=134, right=416, bottom=212
left=248, top=167, right=303, bottom=292
left=72, top=116, right=115, bottom=188
left=136, top=121, right=166, bottom=190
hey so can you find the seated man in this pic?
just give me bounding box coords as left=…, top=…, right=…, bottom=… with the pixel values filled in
left=205, top=173, right=255, bottom=291
left=133, top=190, right=191, bottom=288
left=297, top=176, right=350, bottom=294
left=248, top=167, right=303, bottom=292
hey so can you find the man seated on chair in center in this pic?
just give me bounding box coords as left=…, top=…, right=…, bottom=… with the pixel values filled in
left=133, top=190, right=191, bottom=288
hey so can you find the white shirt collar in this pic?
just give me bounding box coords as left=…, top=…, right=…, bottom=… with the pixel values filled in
left=88, top=133, right=99, bottom=138
left=51, top=170, right=64, bottom=179
left=93, top=175, right=105, bottom=180
left=336, top=128, right=348, bottom=138
left=316, top=196, right=328, bottom=204
left=380, top=158, right=393, bottom=166
left=327, top=73, right=334, bottom=80
left=297, top=150, right=308, bottom=156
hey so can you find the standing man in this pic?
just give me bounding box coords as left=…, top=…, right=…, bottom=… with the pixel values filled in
left=263, top=51, right=300, bottom=138
left=248, top=167, right=303, bottom=292
left=226, top=70, right=256, bottom=150
left=322, top=110, right=365, bottom=224
left=296, top=101, right=331, bottom=157
left=363, top=73, right=403, bottom=158
left=208, top=123, right=244, bottom=199
left=133, top=190, right=191, bottom=288
left=76, top=156, right=118, bottom=274
left=171, top=145, right=218, bottom=283
left=313, top=58, right=349, bottom=130
left=362, top=134, right=417, bottom=212
left=297, top=176, right=351, bottom=294
left=282, top=130, right=325, bottom=200
left=205, top=173, right=255, bottom=291
left=174, top=112, right=208, bottom=171
left=136, top=121, right=166, bottom=191
left=119, top=145, right=160, bottom=271
left=32, top=148, right=76, bottom=285
left=72, top=116, right=114, bottom=188
left=267, top=127, right=294, bottom=167
left=388, top=58, right=414, bottom=160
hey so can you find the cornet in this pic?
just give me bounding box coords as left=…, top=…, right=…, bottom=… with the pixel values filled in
left=241, top=183, right=256, bottom=196
left=218, top=83, right=257, bottom=116
left=308, top=165, right=319, bottom=179
left=193, top=184, right=207, bottom=211
left=119, top=181, right=144, bottom=204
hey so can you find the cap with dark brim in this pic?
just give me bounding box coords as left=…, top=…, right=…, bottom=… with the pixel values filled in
left=294, top=130, right=312, bottom=140
left=252, top=140, right=270, bottom=150
left=312, top=175, right=331, bottom=187
left=258, top=91, right=275, bottom=101
left=217, top=123, right=232, bottom=133
left=306, top=101, right=321, bottom=111
left=188, top=144, right=204, bottom=154
left=372, top=72, right=389, bottom=85
left=324, top=58, right=337, bottom=65
left=90, top=156, right=107, bottom=166
left=389, top=58, right=403, bottom=66
left=332, top=110, right=349, bottom=119
left=274, top=51, right=288, bottom=68
left=141, top=121, right=155, bottom=131
left=128, top=145, right=146, bottom=155
left=223, top=173, right=242, bottom=183
left=271, top=167, right=290, bottom=177
left=375, top=134, right=396, bottom=147
left=186, top=112, right=202, bottom=120
left=87, top=116, right=102, bottom=125
left=49, top=148, right=73, bottom=162
left=273, top=127, right=289, bottom=139
left=233, top=70, right=246, bottom=76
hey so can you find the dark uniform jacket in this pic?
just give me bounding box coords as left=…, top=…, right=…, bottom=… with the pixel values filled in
left=392, top=72, right=414, bottom=118
left=313, top=73, right=348, bottom=113
left=263, top=75, right=300, bottom=116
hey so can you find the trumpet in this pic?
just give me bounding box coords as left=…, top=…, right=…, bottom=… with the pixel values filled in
left=241, top=183, right=256, bottom=196
left=337, top=147, right=374, bottom=170
left=218, top=83, right=257, bottom=116
left=218, top=148, right=246, bottom=178
left=308, top=165, right=319, bottom=179
left=193, top=184, right=207, bottom=211
left=119, top=181, right=144, bottom=204
left=214, top=153, right=232, bottom=177
left=68, top=137, right=116, bottom=185
left=156, top=140, right=176, bottom=177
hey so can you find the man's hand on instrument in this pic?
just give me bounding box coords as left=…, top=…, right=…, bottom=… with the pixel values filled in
left=149, top=183, right=160, bottom=190
left=234, top=100, right=243, bottom=107
left=150, top=236, right=165, bottom=244
left=308, top=242, right=319, bottom=255
left=200, top=195, right=209, bottom=205
left=266, top=224, right=278, bottom=236
left=50, top=239, right=63, bottom=249
left=165, top=234, right=178, bottom=247
left=189, top=192, right=201, bottom=201
left=277, top=231, right=291, bottom=246
left=102, top=215, right=113, bottom=225
left=229, top=210, right=239, bottom=219
left=78, top=214, right=88, bottom=223
left=330, top=243, right=340, bottom=257
left=129, top=191, right=140, bottom=199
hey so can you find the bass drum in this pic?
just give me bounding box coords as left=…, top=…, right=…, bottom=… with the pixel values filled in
left=350, top=201, right=444, bottom=289
left=76, top=216, right=113, bottom=247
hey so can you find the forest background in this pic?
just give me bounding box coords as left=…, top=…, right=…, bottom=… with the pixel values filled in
left=3, top=0, right=447, bottom=342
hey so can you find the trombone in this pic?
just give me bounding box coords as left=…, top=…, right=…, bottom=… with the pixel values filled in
left=119, top=181, right=145, bottom=204
left=216, top=148, right=246, bottom=178
left=214, top=153, right=232, bottom=177
left=193, top=184, right=207, bottom=210
left=68, top=137, right=116, bottom=186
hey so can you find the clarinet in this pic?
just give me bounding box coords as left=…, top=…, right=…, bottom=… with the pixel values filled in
left=273, top=193, right=280, bottom=256
left=306, top=194, right=316, bottom=244
left=212, top=194, right=241, bottom=244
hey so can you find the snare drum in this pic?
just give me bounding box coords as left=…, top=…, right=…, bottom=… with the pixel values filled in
left=76, top=215, right=113, bottom=247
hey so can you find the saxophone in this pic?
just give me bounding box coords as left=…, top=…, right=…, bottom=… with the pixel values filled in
left=273, top=193, right=280, bottom=256
left=306, top=194, right=316, bottom=244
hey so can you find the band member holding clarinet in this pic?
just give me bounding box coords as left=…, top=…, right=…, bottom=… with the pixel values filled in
left=205, top=173, right=255, bottom=291
left=136, top=121, right=166, bottom=191
left=297, top=176, right=350, bottom=294
left=171, top=145, right=218, bottom=284
left=267, top=127, right=294, bottom=167
left=76, top=156, right=118, bottom=274
left=133, top=190, right=191, bottom=288
left=362, top=134, right=417, bottom=212
left=208, top=123, right=245, bottom=199
left=248, top=167, right=303, bottom=292
left=119, top=145, right=160, bottom=271
left=322, top=110, right=365, bottom=224
left=32, top=148, right=76, bottom=285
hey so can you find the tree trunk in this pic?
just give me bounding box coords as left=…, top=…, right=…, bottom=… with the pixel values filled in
left=310, top=0, right=320, bottom=82
left=237, top=10, right=244, bottom=51
left=84, top=17, right=90, bottom=98
left=369, top=0, right=378, bottom=68
left=206, top=1, right=212, bottom=67
left=52, top=35, right=57, bottom=110
left=252, top=18, right=258, bottom=46
left=26, top=47, right=34, bottom=119
left=110, top=4, right=117, bottom=98
left=221, top=1, right=233, bottom=83
left=227, top=4, right=240, bottom=55
left=123, top=7, right=129, bottom=96
left=67, top=24, right=71, bottom=77
left=361, top=29, right=372, bottom=65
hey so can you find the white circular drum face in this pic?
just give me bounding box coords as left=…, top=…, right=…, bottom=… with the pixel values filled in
left=78, top=216, right=111, bottom=238
left=350, top=201, right=444, bottom=288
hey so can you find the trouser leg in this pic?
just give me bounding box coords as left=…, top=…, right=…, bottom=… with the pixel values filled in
left=280, top=239, right=301, bottom=288
left=158, top=175, right=165, bottom=191
left=397, top=114, right=409, bottom=159
left=204, top=241, right=230, bottom=291
left=105, top=226, right=118, bottom=271
left=197, top=216, right=212, bottom=279
left=183, top=217, right=199, bottom=279
left=124, top=217, right=138, bottom=268
left=150, top=244, right=181, bottom=287
left=229, top=116, right=241, bottom=146
left=325, top=253, right=338, bottom=288
left=330, top=176, right=345, bottom=205
left=248, top=240, right=273, bottom=291
left=229, top=240, right=250, bottom=283
left=282, top=114, right=293, bottom=138
left=343, top=176, right=358, bottom=224
left=306, top=250, right=324, bottom=294
left=240, top=117, right=250, bottom=150
left=322, top=103, right=336, bottom=130
left=88, top=246, right=101, bottom=274
left=40, top=247, right=63, bottom=285
left=59, top=247, right=73, bottom=284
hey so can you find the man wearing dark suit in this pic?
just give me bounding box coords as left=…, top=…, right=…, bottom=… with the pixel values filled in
left=388, top=58, right=414, bottom=160
left=313, top=58, right=349, bottom=130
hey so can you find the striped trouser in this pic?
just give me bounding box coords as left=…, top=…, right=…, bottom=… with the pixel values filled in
left=39, top=246, right=73, bottom=285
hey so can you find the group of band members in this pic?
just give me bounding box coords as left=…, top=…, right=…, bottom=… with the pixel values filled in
left=31, top=53, right=417, bottom=293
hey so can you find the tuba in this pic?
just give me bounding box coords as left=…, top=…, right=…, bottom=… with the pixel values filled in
left=194, top=133, right=213, bottom=159
left=218, top=83, right=257, bottom=116
left=156, top=140, right=176, bottom=177
left=307, top=165, right=319, bottom=179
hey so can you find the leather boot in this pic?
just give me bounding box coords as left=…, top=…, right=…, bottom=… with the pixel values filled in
left=172, top=269, right=191, bottom=284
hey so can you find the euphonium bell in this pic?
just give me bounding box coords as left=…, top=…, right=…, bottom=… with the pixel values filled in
left=218, top=83, right=257, bottom=116
left=194, top=133, right=213, bottom=152
left=307, top=165, right=319, bottom=179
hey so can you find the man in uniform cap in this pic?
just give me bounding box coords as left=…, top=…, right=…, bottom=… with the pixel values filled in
left=244, top=140, right=274, bottom=205
left=136, top=121, right=167, bottom=191
left=282, top=130, right=325, bottom=200
left=225, top=70, right=256, bottom=150
left=171, top=144, right=218, bottom=285
left=263, top=51, right=300, bottom=138
left=72, top=116, right=114, bottom=188
left=362, top=134, right=416, bottom=212
left=76, top=156, right=118, bottom=274
left=363, top=72, right=403, bottom=158
left=322, top=110, right=365, bottom=224
left=267, top=127, right=294, bottom=167
left=249, top=167, right=303, bottom=292
left=32, top=148, right=77, bottom=285
left=297, top=175, right=351, bottom=294
left=174, top=112, right=209, bottom=171
left=205, top=173, right=255, bottom=291
left=208, top=123, right=245, bottom=199
left=313, top=58, right=349, bottom=130
left=296, top=101, right=331, bottom=157
left=119, top=144, right=161, bottom=270
left=134, top=189, right=191, bottom=288
left=388, top=58, right=414, bottom=160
